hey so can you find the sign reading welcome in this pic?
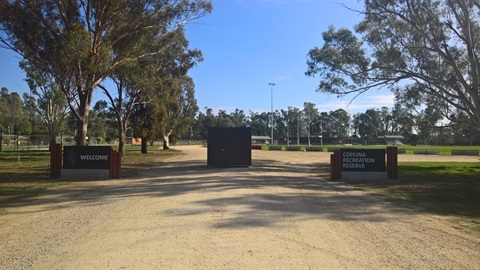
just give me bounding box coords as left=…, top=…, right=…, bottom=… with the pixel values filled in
left=63, top=146, right=111, bottom=169
left=341, top=149, right=385, bottom=172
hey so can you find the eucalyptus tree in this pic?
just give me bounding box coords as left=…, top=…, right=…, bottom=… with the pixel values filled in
left=414, top=106, right=443, bottom=144
left=192, top=108, right=217, bottom=140
left=303, top=102, right=319, bottom=145
left=378, top=107, right=393, bottom=135
left=329, top=109, right=351, bottom=142
left=390, top=104, right=415, bottom=138
left=21, top=62, right=69, bottom=144
left=0, top=0, right=212, bottom=146
left=0, top=88, right=30, bottom=136
left=216, top=110, right=236, bottom=127
left=249, top=111, right=270, bottom=137
left=287, top=107, right=302, bottom=145
left=154, top=75, right=199, bottom=150
left=279, top=109, right=290, bottom=144
left=0, top=87, right=7, bottom=135
left=306, top=0, right=480, bottom=131
left=353, top=109, right=381, bottom=141
left=230, top=109, right=248, bottom=127
left=89, top=100, right=116, bottom=144
left=318, top=111, right=330, bottom=142
left=122, top=27, right=202, bottom=152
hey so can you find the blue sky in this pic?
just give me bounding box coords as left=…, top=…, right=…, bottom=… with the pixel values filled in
left=0, top=0, right=394, bottom=115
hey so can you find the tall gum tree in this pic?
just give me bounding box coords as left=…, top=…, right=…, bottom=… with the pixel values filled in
left=306, top=0, right=480, bottom=131
left=0, top=0, right=213, bottom=145
left=21, top=62, right=69, bottom=144
left=115, top=26, right=201, bottom=153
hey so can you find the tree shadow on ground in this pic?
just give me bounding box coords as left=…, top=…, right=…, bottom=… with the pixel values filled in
left=0, top=154, right=414, bottom=228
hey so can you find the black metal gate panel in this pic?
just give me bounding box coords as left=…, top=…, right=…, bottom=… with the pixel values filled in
left=207, top=127, right=251, bottom=166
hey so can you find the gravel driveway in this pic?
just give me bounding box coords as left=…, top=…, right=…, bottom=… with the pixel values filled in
left=0, top=145, right=479, bottom=269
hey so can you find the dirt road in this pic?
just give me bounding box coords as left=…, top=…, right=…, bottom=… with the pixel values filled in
left=1, top=145, right=479, bottom=269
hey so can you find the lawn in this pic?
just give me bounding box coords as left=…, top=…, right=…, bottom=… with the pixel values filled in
left=0, top=145, right=180, bottom=196
left=351, top=162, right=480, bottom=233
left=257, top=144, right=480, bottom=155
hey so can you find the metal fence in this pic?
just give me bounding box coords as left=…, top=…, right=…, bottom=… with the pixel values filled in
left=0, top=134, right=75, bottom=151
left=0, top=135, right=205, bottom=151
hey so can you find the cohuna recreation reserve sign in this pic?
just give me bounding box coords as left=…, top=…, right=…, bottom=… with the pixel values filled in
left=341, top=149, right=385, bottom=172
left=63, top=146, right=111, bottom=169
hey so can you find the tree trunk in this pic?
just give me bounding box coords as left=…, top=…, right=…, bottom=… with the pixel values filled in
left=118, top=121, right=126, bottom=155
left=163, top=135, right=170, bottom=150
left=141, top=137, right=148, bottom=154
left=48, top=124, right=58, bottom=145
left=76, top=118, right=88, bottom=146
left=162, top=129, right=173, bottom=150
left=49, top=134, right=57, bottom=145
left=74, top=95, right=91, bottom=146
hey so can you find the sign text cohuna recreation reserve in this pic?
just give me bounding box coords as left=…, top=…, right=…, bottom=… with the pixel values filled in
left=341, top=149, right=385, bottom=172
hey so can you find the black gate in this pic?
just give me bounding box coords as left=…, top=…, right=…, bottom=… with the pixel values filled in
left=207, top=127, right=251, bottom=166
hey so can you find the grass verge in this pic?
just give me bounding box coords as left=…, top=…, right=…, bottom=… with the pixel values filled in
left=0, top=146, right=181, bottom=196
left=350, top=162, right=480, bottom=234
left=0, top=150, right=56, bottom=195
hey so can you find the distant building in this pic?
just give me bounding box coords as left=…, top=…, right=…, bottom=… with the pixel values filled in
left=378, top=135, right=405, bottom=146
left=251, top=136, right=271, bottom=144
left=126, top=137, right=142, bottom=145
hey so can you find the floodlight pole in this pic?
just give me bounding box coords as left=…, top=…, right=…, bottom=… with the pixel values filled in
left=269, top=82, right=275, bottom=145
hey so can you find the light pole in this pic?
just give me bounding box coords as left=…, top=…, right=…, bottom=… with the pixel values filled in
left=287, top=107, right=290, bottom=146
left=268, top=82, right=275, bottom=145
left=297, top=111, right=300, bottom=146
left=320, top=118, right=323, bottom=148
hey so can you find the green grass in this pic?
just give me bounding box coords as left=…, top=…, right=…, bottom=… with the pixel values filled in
left=255, top=144, right=480, bottom=155
left=351, top=162, right=480, bottom=234
left=0, top=150, right=51, bottom=182
left=0, top=146, right=180, bottom=196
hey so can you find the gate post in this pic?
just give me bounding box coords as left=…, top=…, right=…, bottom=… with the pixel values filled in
left=49, top=143, right=62, bottom=179
left=109, top=148, right=114, bottom=178
left=115, top=151, right=121, bottom=179
left=109, top=148, right=122, bottom=179
left=330, top=150, right=342, bottom=180
left=330, top=153, right=336, bottom=180
left=387, top=146, right=398, bottom=180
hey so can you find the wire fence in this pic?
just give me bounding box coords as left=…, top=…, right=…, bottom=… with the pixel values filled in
left=0, top=134, right=205, bottom=151
left=1, top=135, right=478, bottom=157
left=0, top=134, right=75, bottom=151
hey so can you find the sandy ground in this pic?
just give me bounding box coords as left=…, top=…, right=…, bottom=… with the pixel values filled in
left=0, top=145, right=479, bottom=269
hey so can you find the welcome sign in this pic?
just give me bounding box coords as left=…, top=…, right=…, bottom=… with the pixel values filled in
left=63, top=146, right=111, bottom=169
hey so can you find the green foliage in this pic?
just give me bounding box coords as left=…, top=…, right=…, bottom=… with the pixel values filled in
left=306, top=0, right=480, bottom=130
left=0, top=88, right=31, bottom=135
left=21, top=61, right=70, bottom=143
left=0, top=0, right=213, bottom=146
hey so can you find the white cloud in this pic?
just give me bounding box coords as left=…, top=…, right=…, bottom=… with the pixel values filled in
left=317, top=94, right=395, bottom=113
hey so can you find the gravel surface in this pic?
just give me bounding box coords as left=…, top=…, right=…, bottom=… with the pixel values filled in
left=0, top=145, right=479, bottom=269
